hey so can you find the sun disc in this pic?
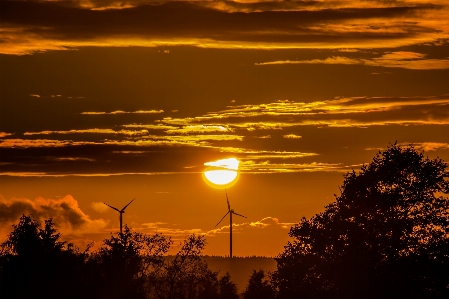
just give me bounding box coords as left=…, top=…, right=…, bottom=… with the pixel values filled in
left=204, top=170, right=238, bottom=186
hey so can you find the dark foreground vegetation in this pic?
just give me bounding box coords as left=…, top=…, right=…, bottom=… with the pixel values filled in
left=1, top=144, right=448, bottom=299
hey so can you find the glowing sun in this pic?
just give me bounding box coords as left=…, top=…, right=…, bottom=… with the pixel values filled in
left=203, top=158, right=239, bottom=187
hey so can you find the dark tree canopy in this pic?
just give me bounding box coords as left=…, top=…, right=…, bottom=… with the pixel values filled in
left=243, top=270, right=275, bottom=299
left=273, top=144, right=449, bottom=299
left=89, top=225, right=172, bottom=299
left=0, top=215, right=87, bottom=299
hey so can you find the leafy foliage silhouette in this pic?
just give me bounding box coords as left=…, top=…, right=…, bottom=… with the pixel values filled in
left=148, top=235, right=239, bottom=299
left=243, top=270, right=275, bottom=299
left=88, top=225, right=172, bottom=299
left=273, top=144, right=449, bottom=299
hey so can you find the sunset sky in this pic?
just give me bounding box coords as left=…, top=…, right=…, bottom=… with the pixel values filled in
left=1, top=0, right=449, bottom=257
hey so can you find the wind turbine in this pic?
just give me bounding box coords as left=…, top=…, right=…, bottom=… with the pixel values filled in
left=215, top=190, right=247, bottom=258
left=103, top=198, right=135, bottom=234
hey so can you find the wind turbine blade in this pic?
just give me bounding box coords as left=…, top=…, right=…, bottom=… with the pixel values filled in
left=103, top=202, right=120, bottom=212
left=215, top=211, right=230, bottom=227
left=225, top=189, right=230, bottom=212
left=121, top=198, right=135, bottom=212
left=233, top=212, right=247, bottom=218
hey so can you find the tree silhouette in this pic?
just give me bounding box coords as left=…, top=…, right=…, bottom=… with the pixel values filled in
left=89, top=225, right=172, bottom=299
left=217, top=272, right=239, bottom=299
left=243, top=270, right=275, bottom=299
left=149, top=235, right=240, bottom=299
left=273, top=144, right=449, bottom=299
left=0, top=215, right=87, bottom=299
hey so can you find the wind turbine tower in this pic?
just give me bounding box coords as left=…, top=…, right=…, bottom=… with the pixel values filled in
left=103, top=198, right=135, bottom=234
left=215, top=190, right=247, bottom=258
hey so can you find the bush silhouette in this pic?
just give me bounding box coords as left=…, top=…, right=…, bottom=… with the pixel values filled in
left=273, top=144, right=449, bottom=299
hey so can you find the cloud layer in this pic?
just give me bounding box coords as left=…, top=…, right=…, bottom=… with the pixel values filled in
left=1, top=0, right=448, bottom=54
left=1, top=94, right=448, bottom=176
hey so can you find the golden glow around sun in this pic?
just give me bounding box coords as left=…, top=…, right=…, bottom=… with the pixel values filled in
left=203, top=158, right=239, bottom=188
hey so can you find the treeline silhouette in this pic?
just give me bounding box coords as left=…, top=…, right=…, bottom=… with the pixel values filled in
left=204, top=256, right=276, bottom=292
left=0, top=218, right=239, bottom=299
left=1, top=144, right=449, bottom=299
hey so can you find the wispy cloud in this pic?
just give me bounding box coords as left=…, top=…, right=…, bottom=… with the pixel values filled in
left=207, top=216, right=293, bottom=236
left=0, top=139, right=84, bottom=148
left=0, top=172, right=181, bottom=177
left=256, top=51, right=449, bottom=70
left=240, top=160, right=347, bottom=173
left=165, top=125, right=232, bottom=134
left=133, top=222, right=204, bottom=239
left=158, top=95, right=449, bottom=128
left=23, top=128, right=150, bottom=136
left=0, top=132, right=12, bottom=138
left=81, top=110, right=163, bottom=115
left=52, top=157, right=95, bottom=162
left=399, top=142, right=449, bottom=152
left=144, top=134, right=244, bottom=142
left=0, top=134, right=244, bottom=148
left=217, top=147, right=318, bottom=160
left=283, top=134, right=302, bottom=139
left=122, top=124, right=177, bottom=130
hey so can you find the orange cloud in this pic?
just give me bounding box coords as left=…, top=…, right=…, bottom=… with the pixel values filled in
left=204, top=216, right=294, bottom=256
left=165, top=125, right=232, bottom=134
left=0, top=132, right=12, bottom=138
left=0, top=195, right=108, bottom=239
left=0, top=139, right=81, bottom=148
left=216, top=147, right=318, bottom=159
left=256, top=51, right=449, bottom=70
left=283, top=134, right=302, bottom=139
left=122, top=123, right=177, bottom=130
left=399, top=142, right=449, bottom=152
left=23, top=128, right=149, bottom=136
left=206, top=217, right=292, bottom=235
left=81, top=109, right=163, bottom=114
left=239, top=160, right=347, bottom=173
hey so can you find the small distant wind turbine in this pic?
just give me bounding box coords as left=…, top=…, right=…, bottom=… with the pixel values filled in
left=103, top=198, right=135, bottom=234
left=215, top=190, right=246, bottom=258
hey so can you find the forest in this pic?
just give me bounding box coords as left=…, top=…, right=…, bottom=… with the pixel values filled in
left=1, top=144, right=448, bottom=299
